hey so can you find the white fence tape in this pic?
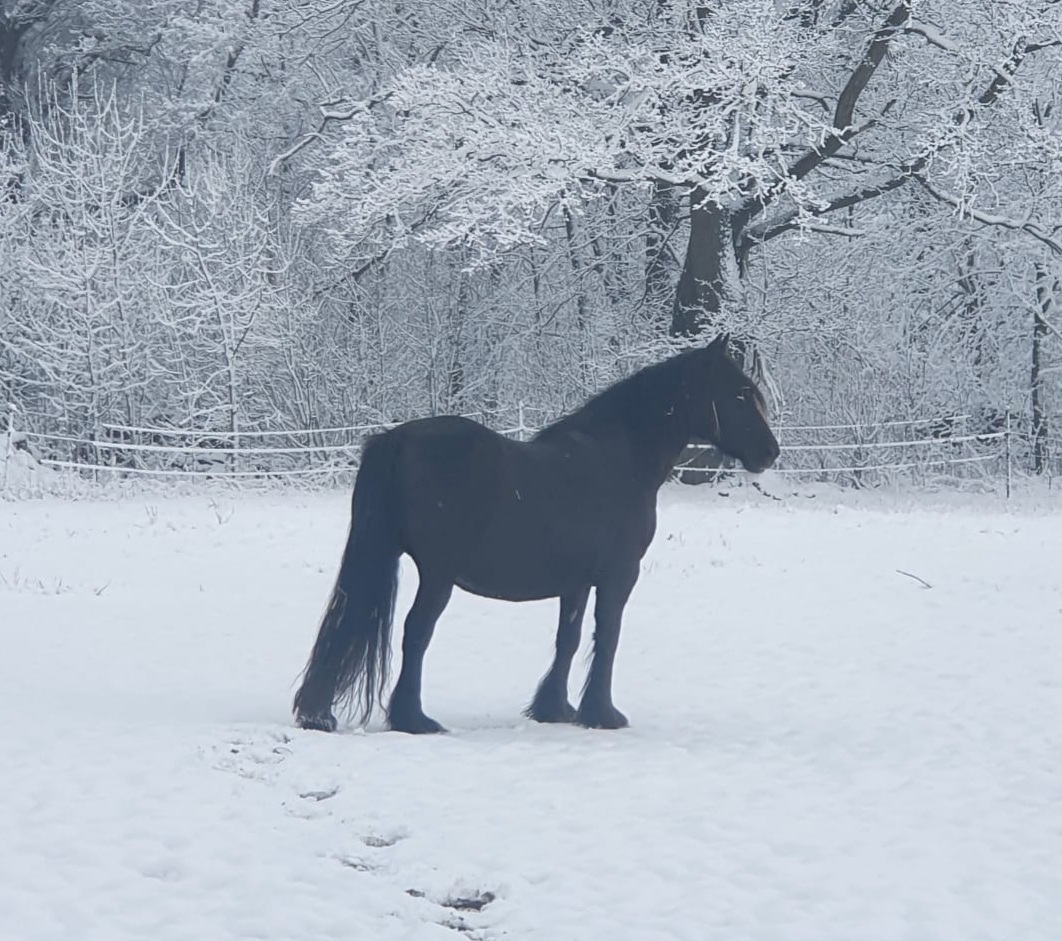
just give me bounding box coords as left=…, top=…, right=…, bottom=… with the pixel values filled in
left=37, top=459, right=344, bottom=478
left=5, top=409, right=1036, bottom=483
left=777, top=415, right=971, bottom=432
left=765, top=454, right=999, bottom=475
left=97, top=421, right=394, bottom=438
left=772, top=431, right=1005, bottom=452
left=21, top=431, right=359, bottom=456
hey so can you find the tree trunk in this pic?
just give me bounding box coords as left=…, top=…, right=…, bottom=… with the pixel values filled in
left=564, top=205, right=593, bottom=391
left=1032, top=263, right=1053, bottom=475
left=0, top=13, right=33, bottom=149
left=670, top=191, right=736, bottom=337
left=645, top=178, right=679, bottom=326
left=957, top=243, right=988, bottom=374
left=448, top=263, right=469, bottom=412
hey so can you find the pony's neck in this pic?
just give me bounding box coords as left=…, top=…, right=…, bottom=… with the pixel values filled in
left=548, top=360, right=692, bottom=488
left=619, top=367, right=692, bottom=487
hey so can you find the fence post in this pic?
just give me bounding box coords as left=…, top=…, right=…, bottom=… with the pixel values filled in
left=518, top=401, right=526, bottom=442
left=1005, top=411, right=1012, bottom=500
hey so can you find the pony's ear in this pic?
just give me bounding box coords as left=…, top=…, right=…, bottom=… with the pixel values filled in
left=708, top=333, right=730, bottom=357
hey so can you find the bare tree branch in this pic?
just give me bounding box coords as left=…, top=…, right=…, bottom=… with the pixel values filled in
left=788, top=2, right=912, bottom=184
left=742, top=23, right=1060, bottom=256
left=732, top=3, right=911, bottom=234
left=912, top=175, right=1062, bottom=256
left=747, top=167, right=917, bottom=248
left=268, top=90, right=394, bottom=176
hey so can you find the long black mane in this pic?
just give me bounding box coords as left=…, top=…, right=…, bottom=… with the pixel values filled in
left=535, top=354, right=686, bottom=442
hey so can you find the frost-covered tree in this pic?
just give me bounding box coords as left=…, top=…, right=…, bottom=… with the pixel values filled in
left=3, top=0, right=1061, bottom=476
left=296, top=0, right=1061, bottom=332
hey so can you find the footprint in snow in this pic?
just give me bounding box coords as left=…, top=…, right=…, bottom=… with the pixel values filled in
left=210, top=730, right=293, bottom=781
left=440, top=890, right=497, bottom=912
left=297, top=785, right=340, bottom=802
left=405, top=889, right=498, bottom=938
left=361, top=830, right=407, bottom=848
left=336, top=855, right=377, bottom=873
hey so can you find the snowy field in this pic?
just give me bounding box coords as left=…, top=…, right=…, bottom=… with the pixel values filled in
left=2, top=480, right=1061, bottom=940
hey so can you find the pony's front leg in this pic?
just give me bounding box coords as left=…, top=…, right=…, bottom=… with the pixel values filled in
left=575, top=565, right=638, bottom=729
left=526, top=585, right=591, bottom=723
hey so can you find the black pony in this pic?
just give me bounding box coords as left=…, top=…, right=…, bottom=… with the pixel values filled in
left=294, top=336, right=779, bottom=733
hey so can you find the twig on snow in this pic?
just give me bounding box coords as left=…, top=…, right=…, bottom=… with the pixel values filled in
left=896, top=568, right=932, bottom=589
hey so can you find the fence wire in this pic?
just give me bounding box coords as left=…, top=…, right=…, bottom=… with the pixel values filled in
left=2, top=405, right=1049, bottom=487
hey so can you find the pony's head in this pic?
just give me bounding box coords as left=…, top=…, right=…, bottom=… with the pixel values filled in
left=681, top=335, right=780, bottom=474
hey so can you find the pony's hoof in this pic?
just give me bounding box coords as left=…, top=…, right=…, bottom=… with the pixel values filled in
left=296, top=711, right=338, bottom=732
left=575, top=703, right=629, bottom=730
left=525, top=699, right=577, bottom=724
left=388, top=710, right=447, bottom=735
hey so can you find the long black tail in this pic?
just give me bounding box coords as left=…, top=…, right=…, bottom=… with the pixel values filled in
left=293, top=433, right=401, bottom=728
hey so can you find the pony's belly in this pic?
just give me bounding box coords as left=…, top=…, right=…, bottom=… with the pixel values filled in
left=455, top=544, right=593, bottom=602
left=454, top=574, right=557, bottom=603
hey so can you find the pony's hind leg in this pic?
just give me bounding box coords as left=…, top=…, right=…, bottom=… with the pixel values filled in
left=526, top=586, right=590, bottom=723
left=387, top=576, right=453, bottom=734
left=293, top=590, right=348, bottom=732
left=575, top=564, right=638, bottom=730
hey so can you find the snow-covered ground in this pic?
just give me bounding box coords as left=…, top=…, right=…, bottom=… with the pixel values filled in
left=2, top=481, right=1061, bottom=940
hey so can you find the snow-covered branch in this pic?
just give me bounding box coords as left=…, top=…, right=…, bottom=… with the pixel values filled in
left=913, top=175, right=1062, bottom=256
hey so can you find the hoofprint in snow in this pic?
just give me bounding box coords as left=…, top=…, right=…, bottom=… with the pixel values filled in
left=1, top=481, right=1060, bottom=941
